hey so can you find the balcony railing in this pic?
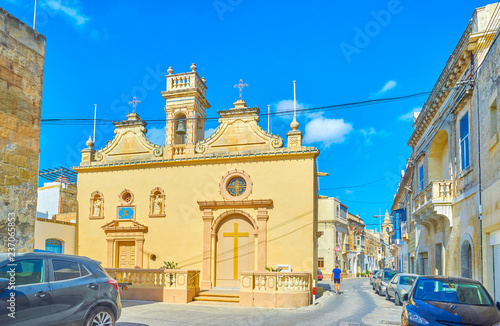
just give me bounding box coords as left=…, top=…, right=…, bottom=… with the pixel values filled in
left=413, top=180, right=453, bottom=213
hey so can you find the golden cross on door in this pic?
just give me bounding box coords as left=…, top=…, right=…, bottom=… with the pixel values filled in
left=223, top=223, right=249, bottom=279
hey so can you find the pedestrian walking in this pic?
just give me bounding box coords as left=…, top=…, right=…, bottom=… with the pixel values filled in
left=331, top=264, right=342, bottom=294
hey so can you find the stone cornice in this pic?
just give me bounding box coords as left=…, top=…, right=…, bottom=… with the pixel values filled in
left=74, top=148, right=319, bottom=171
left=408, top=20, right=474, bottom=148
left=197, top=199, right=273, bottom=209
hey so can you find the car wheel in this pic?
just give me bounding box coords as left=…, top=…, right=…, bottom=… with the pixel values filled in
left=395, top=293, right=401, bottom=306
left=385, top=291, right=390, bottom=300
left=375, top=286, right=379, bottom=295
left=86, top=306, right=115, bottom=326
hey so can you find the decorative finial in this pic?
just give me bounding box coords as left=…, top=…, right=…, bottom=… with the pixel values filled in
left=290, top=116, right=299, bottom=131
left=190, top=63, right=197, bottom=71
left=128, top=96, right=141, bottom=113
left=167, top=66, right=173, bottom=75
left=86, top=135, right=94, bottom=149
left=234, top=79, right=249, bottom=100
left=201, top=77, right=206, bottom=83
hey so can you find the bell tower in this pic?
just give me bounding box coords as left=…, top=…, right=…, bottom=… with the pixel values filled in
left=161, top=63, right=211, bottom=158
left=382, top=210, right=393, bottom=243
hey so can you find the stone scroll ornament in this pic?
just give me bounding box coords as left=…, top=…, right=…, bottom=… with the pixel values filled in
left=271, top=137, right=284, bottom=148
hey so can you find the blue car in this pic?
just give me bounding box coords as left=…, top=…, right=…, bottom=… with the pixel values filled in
left=0, top=252, right=121, bottom=326
left=401, top=275, right=500, bottom=326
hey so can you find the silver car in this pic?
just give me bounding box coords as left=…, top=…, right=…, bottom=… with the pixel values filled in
left=374, top=269, right=399, bottom=296
left=385, top=273, right=418, bottom=305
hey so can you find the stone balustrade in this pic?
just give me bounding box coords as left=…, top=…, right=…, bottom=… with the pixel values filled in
left=413, top=180, right=453, bottom=212
left=106, top=268, right=199, bottom=303
left=173, top=144, right=185, bottom=156
left=240, top=272, right=311, bottom=308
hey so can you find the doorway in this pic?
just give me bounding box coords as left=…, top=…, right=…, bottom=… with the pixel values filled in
left=116, top=241, right=136, bottom=268
left=215, top=216, right=254, bottom=287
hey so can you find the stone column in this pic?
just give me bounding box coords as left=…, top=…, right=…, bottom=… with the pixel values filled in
left=201, top=209, right=213, bottom=289
left=106, top=238, right=114, bottom=268
left=136, top=238, right=144, bottom=268
left=257, top=207, right=269, bottom=272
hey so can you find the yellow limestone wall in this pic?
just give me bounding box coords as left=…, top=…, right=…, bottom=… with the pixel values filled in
left=76, top=155, right=317, bottom=283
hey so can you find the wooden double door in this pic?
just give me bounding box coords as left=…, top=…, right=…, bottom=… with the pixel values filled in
left=215, top=216, right=254, bottom=287
left=116, top=241, right=136, bottom=268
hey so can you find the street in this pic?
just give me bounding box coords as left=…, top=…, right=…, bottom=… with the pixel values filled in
left=116, top=278, right=402, bottom=326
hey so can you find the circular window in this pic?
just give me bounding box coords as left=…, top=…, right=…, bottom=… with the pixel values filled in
left=119, top=189, right=134, bottom=205
left=227, top=177, right=247, bottom=197
left=220, top=170, right=252, bottom=200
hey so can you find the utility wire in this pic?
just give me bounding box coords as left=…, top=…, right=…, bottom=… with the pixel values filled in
left=40, top=86, right=467, bottom=126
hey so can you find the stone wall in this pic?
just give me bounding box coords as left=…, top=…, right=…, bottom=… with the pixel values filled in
left=0, top=7, right=46, bottom=253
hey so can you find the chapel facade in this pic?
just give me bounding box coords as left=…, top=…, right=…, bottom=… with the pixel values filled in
left=75, top=64, right=320, bottom=289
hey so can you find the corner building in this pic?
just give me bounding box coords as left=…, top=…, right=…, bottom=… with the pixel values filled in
left=75, top=65, right=319, bottom=289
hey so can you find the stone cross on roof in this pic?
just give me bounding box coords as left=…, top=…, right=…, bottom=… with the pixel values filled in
left=234, top=79, right=248, bottom=100
left=129, top=96, right=141, bottom=113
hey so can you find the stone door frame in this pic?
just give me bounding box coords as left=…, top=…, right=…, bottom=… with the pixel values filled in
left=198, top=199, right=272, bottom=290
left=102, top=219, right=148, bottom=268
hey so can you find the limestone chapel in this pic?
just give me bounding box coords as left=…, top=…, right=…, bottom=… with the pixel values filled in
left=75, top=64, right=320, bottom=289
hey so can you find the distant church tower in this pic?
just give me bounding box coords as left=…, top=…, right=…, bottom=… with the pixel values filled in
left=161, top=63, right=211, bottom=158
left=382, top=210, right=392, bottom=243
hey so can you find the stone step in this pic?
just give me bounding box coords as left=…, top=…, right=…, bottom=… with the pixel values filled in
left=194, top=295, right=239, bottom=303
left=196, top=292, right=239, bottom=298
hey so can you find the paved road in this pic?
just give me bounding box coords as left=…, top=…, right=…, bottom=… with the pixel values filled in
left=116, top=278, right=402, bottom=326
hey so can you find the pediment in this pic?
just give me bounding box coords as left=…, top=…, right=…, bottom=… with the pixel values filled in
left=95, top=113, right=163, bottom=162
left=195, top=103, right=283, bottom=155
left=102, top=219, right=148, bottom=233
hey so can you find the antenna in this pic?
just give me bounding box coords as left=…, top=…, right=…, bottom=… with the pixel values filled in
left=33, top=0, right=37, bottom=29
left=267, top=104, right=270, bottom=133
left=93, top=104, right=97, bottom=142
left=293, top=80, right=297, bottom=118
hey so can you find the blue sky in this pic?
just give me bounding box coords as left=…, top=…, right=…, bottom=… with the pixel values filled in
left=3, top=0, right=493, bottom=232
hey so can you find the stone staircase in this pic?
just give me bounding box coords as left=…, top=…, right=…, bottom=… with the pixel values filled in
left=191, top=289, right=239, bottom=305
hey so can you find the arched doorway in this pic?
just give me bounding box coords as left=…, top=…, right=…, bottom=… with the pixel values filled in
left=461, top=240, right=472, bottom=278
left=428, top=130, right=450, bottom=181
left=215, top=215, right=255, bottom=287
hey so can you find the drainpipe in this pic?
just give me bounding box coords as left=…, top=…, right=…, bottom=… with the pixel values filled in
left=472, top=49, right=484, bottom=283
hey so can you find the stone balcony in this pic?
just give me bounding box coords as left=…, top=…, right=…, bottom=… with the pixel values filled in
left=401, top=221, right=409, bottom=241
left=412, top=180, right=453, bottom=227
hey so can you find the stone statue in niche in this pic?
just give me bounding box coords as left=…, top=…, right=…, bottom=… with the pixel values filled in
left=153, top=195, right=162, bottom=215
left=93, top=199, right=102, bottom=216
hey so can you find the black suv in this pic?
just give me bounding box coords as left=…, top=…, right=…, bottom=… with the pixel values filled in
left=0, top=252, right=121, bottom=326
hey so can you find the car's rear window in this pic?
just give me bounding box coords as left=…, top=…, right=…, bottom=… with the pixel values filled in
left=413, top=279, right=493, bottom=306
left=384, top=271, right=397, bottom=280
left=400, top=276, right=416, bottom=285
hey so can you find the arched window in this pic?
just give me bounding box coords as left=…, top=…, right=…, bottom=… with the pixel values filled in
left=46, top=239, right=63, bottom=254
left=461, top=240, right=472, bottom=278
left=174, top=113, right=187, bottom=145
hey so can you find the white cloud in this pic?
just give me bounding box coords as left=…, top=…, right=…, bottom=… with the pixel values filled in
left=398, top=107, right=422, bottom=122
left=303, top=116, right=353, bottom=147
left=204, top=128, right=216, bottom=138
left=44, top=0, right=90, bottom=26
left=274, top=99, right=308, bottom=120
left=345, top=190, right=353, bottom=195
left=377, top=80, right=397, bottom=94
left=146, top=126, right=165, bottom=145
left=360, top=127, right=390, bottom=145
